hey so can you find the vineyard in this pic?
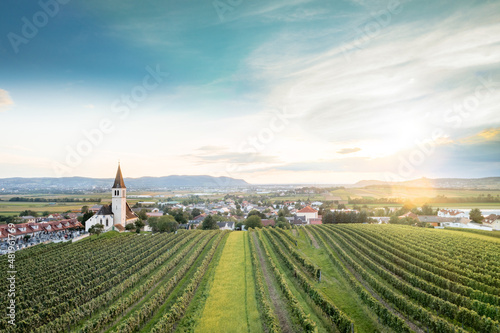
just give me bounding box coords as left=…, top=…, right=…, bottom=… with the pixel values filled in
left=1, top=225, right=499, bottom=332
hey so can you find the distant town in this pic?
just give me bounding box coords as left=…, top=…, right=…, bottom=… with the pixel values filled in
left=1, top=168, right=499, bottom=254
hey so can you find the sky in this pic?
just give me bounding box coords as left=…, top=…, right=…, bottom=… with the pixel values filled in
left=0, top=0, right=499, bottom=184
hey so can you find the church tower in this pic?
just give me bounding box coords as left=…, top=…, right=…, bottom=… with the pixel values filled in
left=112, top=163, right=127, bottom=227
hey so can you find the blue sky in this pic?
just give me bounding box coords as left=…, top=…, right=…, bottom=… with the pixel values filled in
left=0, top=0, right=499, bottom=184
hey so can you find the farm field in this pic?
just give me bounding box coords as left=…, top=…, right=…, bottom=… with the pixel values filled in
left=1, top=225, right=500, bottom=332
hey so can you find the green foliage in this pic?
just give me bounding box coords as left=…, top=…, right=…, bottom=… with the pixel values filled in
left=276, top=216, right=290, bottom=229
left=248, top=209, right=266, bottom=219
left=138, top=209, right=148, bottom=220
left=246, top=215, right=263, bottom=229
left=125, top=223, right=135, bottom=231
left=89, top=223, right=104, bottom=235
left=191, top=208, right=202, bottom=218
left=322, top=210, right=367, bottom=224
left=201, top=215, right=218, bottom=230
left=19, top=210, right=38, bottom=217
left=469, top=208, right=484, bottom=223
left=148, top=215, right=178, bottom=233
left=81, top=211, right=95, bottom=228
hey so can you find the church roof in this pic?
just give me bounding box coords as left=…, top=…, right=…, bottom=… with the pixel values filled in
left=126, top=203, right=139, bottom=221
left=112, top=164, right=126, bottom=189
left=97, top=205, right=113, bottom=216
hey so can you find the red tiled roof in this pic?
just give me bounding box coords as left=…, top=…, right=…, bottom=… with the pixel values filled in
left=0, top=219, right=83, bottom=239
left=262, top=219, right=275, bottom=226
left=297, top=206, right=318, bottom=213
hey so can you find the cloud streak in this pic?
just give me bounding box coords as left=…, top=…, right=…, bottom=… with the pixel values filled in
left=337, top=147, right=361, bottom=154
left=0, top=89, right=13, bottom=111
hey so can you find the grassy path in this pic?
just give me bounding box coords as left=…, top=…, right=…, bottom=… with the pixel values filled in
left=195, top=232, right=262, bottom=333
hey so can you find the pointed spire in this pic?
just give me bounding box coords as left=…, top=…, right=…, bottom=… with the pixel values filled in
left=112, top=163, right=126, bottom=189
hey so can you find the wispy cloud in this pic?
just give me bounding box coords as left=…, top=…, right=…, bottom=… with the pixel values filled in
left=337, top=147, right=361, bottom=154
left=187, top=145, right=281, bottom=165
left=245, top=1, right=500, bottom=152
left=0, top=89, right=13, bottom=111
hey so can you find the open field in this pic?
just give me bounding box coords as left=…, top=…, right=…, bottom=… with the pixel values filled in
left=332, top=187, right=500, bottom=200
left=3, top=225, right=500, bottom=332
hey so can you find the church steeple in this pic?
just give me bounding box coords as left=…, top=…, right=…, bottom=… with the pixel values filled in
left=112, top=163, right=126, bottom=189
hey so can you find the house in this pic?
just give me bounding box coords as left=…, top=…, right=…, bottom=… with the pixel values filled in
left=261, top=219, right=275, bottom=227
left=217, top=222, right=235, bottom=230
left=89, top=204, right=103, bottom=213
left=47, top=213, right=64, bottom=220
left=309, top=218, right=322, bottom=225
left=290, top=215, right=307, bottom=226
left=296, top=206, right=318, bottom=223
left=146, top=210, right=164, bottom=218
left=372, top=217, right=390, bottom=224
left=85, top=164, right=139, bottom=232
left=20, top=216, right=36, bottom=223
left=483, top=214, right=500, bottom=230
left=189, top=214, right=207, bottom=224
left=438, top=209, right=468, bottom=218
left=399, top=211, right=418, bottom=219
left=418, top=216, right=470, bottom=227
left=0, top=219, right=83, bottom=240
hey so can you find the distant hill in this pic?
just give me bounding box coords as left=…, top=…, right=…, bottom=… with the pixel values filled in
left=352, top=177, right=500, bottom=189
left=0, top=175, right=249, bottom=192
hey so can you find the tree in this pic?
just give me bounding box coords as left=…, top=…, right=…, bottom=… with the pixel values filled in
left=138, top=209, right=148, bottom=221
left=276, top=216, right=290, bottom=229
left=80, top=211, right=94, bottom=229
left=389, top=215, right=400, bottom=224
left=419, top=204, right=434, bottom=215
left=81, top=206, right=89, bottom=214
left=191, top=208, right=202, bottom=218
left=148, top=215, right=178, bottom=233
left=135, top=219, right=145, bottom=233
left=248, top=209, right=266, bottom=219
left=125, top=223, right=136, bottom=231
left=19, top=210, right=38, bottom=217
left=89, top=223, right=104, bottom=236
left=171, top=209, right=189, bottom=224
left=469, top=208, right=484, bottom=223
left=202, top=215, right=218, bottom=230
left=246, top=215, right=263, bottom=229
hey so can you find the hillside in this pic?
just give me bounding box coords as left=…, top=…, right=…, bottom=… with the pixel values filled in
left=353, top=177, right=500, bottom=189
left=0, top=175, right=249, bottom=192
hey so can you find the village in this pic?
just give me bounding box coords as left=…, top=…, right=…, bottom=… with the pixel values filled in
left=1, top=164, right=499, bottom=254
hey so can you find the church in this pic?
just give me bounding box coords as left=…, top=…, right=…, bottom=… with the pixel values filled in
left=85, top=164, right=139, bottom=232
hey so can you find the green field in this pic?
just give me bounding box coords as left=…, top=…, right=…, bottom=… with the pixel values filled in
left=196, top=232, right=262, bottom=332
left=2, top=225, right=500, bottom=332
